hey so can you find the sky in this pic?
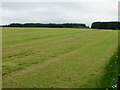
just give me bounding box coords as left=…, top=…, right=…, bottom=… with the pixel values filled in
left=1, top=0, right=120, bottom=26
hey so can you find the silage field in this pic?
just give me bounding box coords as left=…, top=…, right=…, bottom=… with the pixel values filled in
left=2, top=27, right=118, bottom=88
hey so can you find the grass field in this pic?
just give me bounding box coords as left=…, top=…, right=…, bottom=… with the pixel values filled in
left=2, top=27, right=118, bottom=88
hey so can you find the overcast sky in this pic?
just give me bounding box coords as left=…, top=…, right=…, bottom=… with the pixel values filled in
left=1, top=0, right=119, bottom=26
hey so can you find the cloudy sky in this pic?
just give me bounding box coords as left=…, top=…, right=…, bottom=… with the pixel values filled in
left=1, top=0, right=119, bottom=26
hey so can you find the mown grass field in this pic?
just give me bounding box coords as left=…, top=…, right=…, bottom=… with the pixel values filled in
left=2, top=27, right=118, bottom=88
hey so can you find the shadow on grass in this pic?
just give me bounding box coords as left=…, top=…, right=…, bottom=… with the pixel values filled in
left=99, top=48, right=119, bottom=89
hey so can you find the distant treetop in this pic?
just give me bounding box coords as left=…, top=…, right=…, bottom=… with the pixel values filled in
left=91, top=22, right=120, bottom=30
left=2, top=23, right=89, bottom=28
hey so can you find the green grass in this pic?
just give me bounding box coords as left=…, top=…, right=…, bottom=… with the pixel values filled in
left=2, top=27, right=118, bottom=88
left=99, top=49, right=118, bottom=88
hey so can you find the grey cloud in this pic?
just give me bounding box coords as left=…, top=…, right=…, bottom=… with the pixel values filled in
left=1, top=1, right=119, bottom=26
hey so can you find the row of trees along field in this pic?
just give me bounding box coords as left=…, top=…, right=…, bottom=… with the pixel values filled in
left=3, top=23, right=88, bottom=28
left=91, top=22, right=120, bottom=30
left=2, top=22, right=120, bottom=29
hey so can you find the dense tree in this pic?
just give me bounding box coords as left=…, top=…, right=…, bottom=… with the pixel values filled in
left=2, top=23, right=88, bottom=28
left=9, top=23, right=23, bottom=27
left=91, top=22, right=120, bottom=30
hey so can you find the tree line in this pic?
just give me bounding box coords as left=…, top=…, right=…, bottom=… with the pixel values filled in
left=91, top=22, right=120, bottom=30
left=2, top=22, right=120, bottom=30
left=2, top=23, right=88, bottom=28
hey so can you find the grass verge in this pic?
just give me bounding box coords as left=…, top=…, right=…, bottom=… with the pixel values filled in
left=99, top=48, right=119, bottom=89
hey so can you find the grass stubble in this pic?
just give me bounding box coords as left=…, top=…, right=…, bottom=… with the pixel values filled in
left=2, top=27, right=118, bottom=88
